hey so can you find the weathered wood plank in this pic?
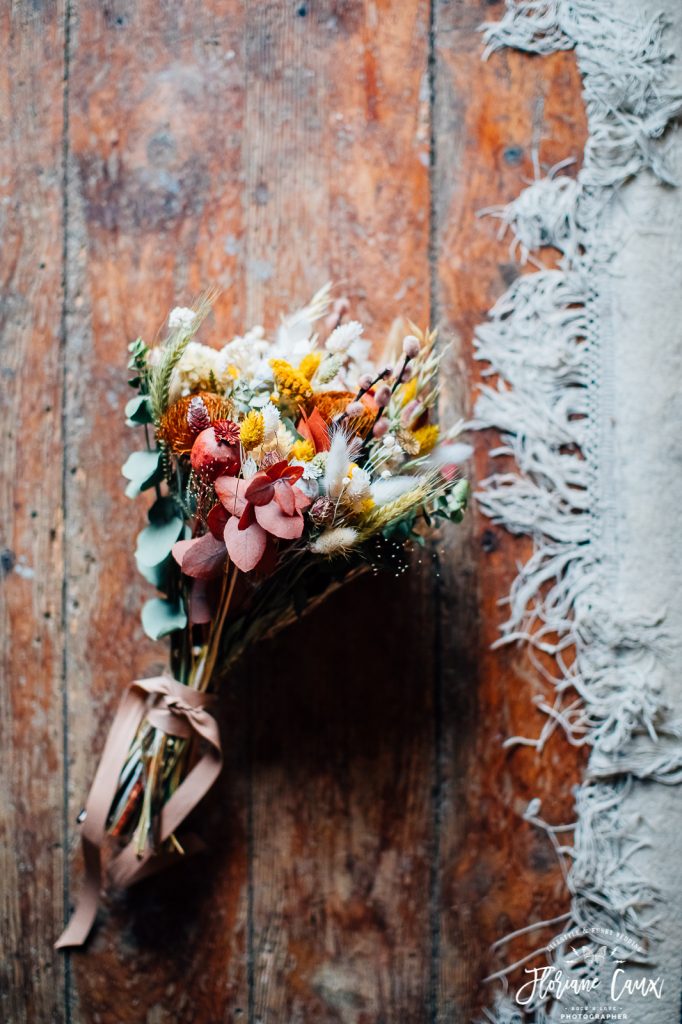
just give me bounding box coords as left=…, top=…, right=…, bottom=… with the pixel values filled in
left=64, top=2, right=250, bottom=1020
left=433, top=2, right=588, bottom=1017
left=242, top=3, right=435, bottom=1021
left=0, top=4, right=67, bottom=1022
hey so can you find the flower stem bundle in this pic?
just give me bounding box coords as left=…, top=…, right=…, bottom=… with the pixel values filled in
left=59, top=286, right=470, bottom=948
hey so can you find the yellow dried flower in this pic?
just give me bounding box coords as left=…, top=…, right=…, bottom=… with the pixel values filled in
left=298, top=351, right=322, bottom=381
left=413, top=424, right=440, bottom=454
left=357, top=496, right=375, bottom=516
left=400, top=377, right=419, bottom=406
left=240, top=410, right=265, bottom=450
left=270, top=359, right=313, bottom=407
left=291, top=439, right=315, bottom=461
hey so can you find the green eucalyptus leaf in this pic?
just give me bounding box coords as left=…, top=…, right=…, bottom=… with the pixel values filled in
left=135, top=515, right=184, bottom=568
left=121, top=450, right=162, bottom=497
left=449, top=479, right=470, bottom=508
left=141, top=597, right=187, bottom=641
left=125, top=395, right=153, bottom=425
left=135, top=551, right=170, bottom=590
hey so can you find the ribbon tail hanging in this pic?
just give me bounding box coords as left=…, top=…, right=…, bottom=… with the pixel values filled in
left=55, top=676, right=222, bottom=950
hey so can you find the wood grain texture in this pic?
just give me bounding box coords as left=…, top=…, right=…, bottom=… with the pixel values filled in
left=241, top=4, right=435, bottom=1022
left=64, top=2, right=250, bottom=1020
left=433, top=2, right=588, bottom=1018
left=0, top=4, right=67, bottom=1022
left=0, top=0, right=589, bottom=1020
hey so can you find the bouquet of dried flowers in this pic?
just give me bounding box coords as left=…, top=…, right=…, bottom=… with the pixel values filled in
left=58, top=285, right=469, bottom=948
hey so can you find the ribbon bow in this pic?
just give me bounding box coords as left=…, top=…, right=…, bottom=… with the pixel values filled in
left=55, top=676, right=222, bottom=950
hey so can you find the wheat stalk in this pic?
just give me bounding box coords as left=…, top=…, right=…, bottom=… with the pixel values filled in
left=148, top=288, right=219, bottom=424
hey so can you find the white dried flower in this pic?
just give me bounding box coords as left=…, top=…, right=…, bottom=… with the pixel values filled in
left=310, top=451, right=328, bottom=473
left=345, top=466, right=371, bottom=506
left=273, top=422, right=294, bottom=457
left=325, top=320, right=363, bottom=354
left=242, top=456, right=258, bottom=479
left=310, top=527, right=358, bottom=557
left=371, top=475, right=416, bottom=505
left=289, top=460, right=320, bottom=499
left=261, top=403, right=281, bottom=439
left=169, top=307, right=196, bottom=331
left=169, top=341, right=220, bottom=402
left=424, top=442, right=473, bottom=467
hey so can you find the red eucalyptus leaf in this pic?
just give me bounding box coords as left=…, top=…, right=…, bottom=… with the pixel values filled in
left=244, top=471, right=275, bottom=506
left=238, top=501, right=257, bottom=531
left=273, top=479, right=296, bottom=516
left=206, top=503, right=228, bottom=540
left=215, top=475, right=248, bottom=516
left=255, top=501, right=304, bottom=540
left=172, top=538, right=194, bottom=568
left=282, top=463, right=304, bottom=484
left=179, top=532, right=227, bottom=580
left=224, top=517, right=267, bottom=572
left=294, top=486, right=312, bottom=511
left=265, top=460, right=289, bottom=480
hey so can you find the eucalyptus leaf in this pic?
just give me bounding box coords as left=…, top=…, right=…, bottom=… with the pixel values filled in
left=136, top=516, right=184, bottom=568
left=449, top=479, right=470, bottom=507
left=121, top=450, right=162, bottom=497
left=135, top=551, right=170, bottom=590
left=125, top=395, right=153, bottom=425
left=141, top=597, right=187, bottom=641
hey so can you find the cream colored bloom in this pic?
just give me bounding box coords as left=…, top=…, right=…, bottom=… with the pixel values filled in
left=169, top=306, right=196, bottom=331
left=310, top=527, right=358, bottom=556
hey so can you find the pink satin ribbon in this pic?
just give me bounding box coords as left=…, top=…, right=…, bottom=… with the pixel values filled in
left=55, top=675, right=222, bottom=950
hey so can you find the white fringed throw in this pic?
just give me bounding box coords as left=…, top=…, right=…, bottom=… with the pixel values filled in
left=474, top=2, right=682, bottom=1021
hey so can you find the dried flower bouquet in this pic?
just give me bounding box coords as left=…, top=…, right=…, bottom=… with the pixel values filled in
left=57, top=285, right=470, bottom=948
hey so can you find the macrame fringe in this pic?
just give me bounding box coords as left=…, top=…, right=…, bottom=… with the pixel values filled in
left=473, top=2, right=682, bottom=1019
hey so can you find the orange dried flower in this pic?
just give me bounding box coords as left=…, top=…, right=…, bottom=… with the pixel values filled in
left=158, top=392, right=232, bottom=454
left=312, top=390, right=378, bottom=438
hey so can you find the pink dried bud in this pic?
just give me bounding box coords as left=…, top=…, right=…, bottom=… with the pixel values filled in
left=358, top=373, right=374, bottom=392
left=375, top=384, right=392, bottom=408
left=402, top=335, right=420, bottom=359
left=400, top=364, right=414, bottom=381
left=380, top=366, right=393, bottom=379
left=309, top=496, right=335, bottom=526
left=261, top=450, right=281, bottom=469
left=372, top=418, right=389, bottom=439
left=187, top=396, right=211, bottom=434
left=346, top=401, right=365, bottom=418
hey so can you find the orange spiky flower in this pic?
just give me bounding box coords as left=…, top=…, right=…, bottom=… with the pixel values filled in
left=312, top=390, right=378, bottom=438
left=158, top=392, right=233, bottom=454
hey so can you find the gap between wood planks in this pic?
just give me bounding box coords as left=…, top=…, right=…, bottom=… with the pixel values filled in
left=60, top=1, right=74, bottom=1022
